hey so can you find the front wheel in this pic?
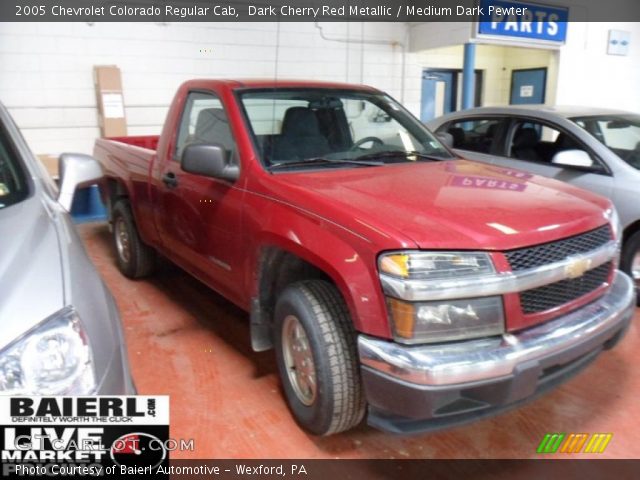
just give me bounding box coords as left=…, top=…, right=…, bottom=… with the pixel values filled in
left=621, top=231, right=640, bottom=305
left=274, top=280, right=366, bottom=435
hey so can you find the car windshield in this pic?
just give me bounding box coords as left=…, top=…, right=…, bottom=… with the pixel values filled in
left=0, top=126, right=29, bottom=209
left=238, top=88, right=453, bottom=169
left=571, top=114, right=640, bottom=170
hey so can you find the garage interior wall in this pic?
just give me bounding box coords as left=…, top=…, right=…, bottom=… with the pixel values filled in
left=556, top=22, right=640, bottom=110
left=0, top=22, right=407, bottom=155
left=412, top=44, right=559, bottom=107
left=408, top=21, right=640, bottom=113
left=2, top=21, right=639, bottom=157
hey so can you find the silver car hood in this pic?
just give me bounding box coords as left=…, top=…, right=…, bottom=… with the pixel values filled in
left=0, top=195, right=64, bottom=349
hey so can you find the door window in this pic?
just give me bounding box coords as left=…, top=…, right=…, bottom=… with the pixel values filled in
left=175, top=92, right=236, bottom=161
left=0, top=128, right=29, bottom=209
left=507, top=119, right=603, bottom=171
left=573, top=115, right=640, bottom=169
left=441, top=118, right=505, bottom=153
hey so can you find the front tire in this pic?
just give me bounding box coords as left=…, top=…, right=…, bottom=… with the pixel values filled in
left=274, top=280, right=366, bottom=435
left=112, top=200, right=156, bottom=279
left=621, top=230, right=640, bottom=305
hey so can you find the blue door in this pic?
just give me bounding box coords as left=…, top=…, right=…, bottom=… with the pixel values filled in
left=421, top=70, right=455, bottom=122
left=510, top=68, right=546, bottom=104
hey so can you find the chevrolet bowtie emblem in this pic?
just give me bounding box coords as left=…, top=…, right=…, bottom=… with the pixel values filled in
left=565, top=257, right=592, bottom=279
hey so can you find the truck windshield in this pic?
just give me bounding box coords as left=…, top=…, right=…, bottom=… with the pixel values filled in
left=0, top=127, right=29, bottom=209
left=238, top=88, right=453, bottom=169
left=572, top=114, right=640, bottom=170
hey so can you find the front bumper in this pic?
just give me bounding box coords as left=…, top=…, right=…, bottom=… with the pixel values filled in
left=358, top=270, right=635, bottom=434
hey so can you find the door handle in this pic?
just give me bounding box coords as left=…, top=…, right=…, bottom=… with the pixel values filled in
left=162, top=172, right=178, bottom=188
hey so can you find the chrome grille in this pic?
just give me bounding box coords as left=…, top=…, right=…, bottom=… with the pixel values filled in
left=504, top=225, right=611, bottom=271
left=519, top=263, right=612, bottom=314
left=504, top=226, right=613, bottom=315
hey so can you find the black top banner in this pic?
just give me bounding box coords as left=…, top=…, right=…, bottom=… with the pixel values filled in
left=1, top=0, right=640, bottom=22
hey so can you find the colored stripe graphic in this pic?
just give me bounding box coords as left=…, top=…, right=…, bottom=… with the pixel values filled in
left=538, top=433, right=612, bottom=454
left=537, top=433, right=565, bottom=453
left=560, top=433, right=588, bottom=453
left=584, top=433, right=613, bottom=454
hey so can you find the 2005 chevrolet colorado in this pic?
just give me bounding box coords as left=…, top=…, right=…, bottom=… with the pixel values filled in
left=94, top=80, right=635, bottom=435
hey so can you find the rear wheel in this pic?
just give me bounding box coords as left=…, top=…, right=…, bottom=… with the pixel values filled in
left=621, top=230, right=640, bottom=305
left=274, top=280, right=365, bottom=435
left=112, top=200, right=156, bottom=279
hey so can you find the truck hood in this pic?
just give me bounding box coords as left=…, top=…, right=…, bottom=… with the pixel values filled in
left=0, top=196, right=64, bottom=349
left=270, top=160, right=611, bottom=250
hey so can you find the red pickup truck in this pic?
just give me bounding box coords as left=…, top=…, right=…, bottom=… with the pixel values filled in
left=95, top=79, right=635, bottom=435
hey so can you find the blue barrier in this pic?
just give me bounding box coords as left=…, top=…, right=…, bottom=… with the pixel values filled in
left=71, top=184, right=107, bottom=223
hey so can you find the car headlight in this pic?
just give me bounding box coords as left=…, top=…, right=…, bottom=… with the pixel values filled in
left=605, top=206, right=622, bottom=269
left=379, top=251, right=504, bottom=344
left=379, top=251, right=495, bottom=279
left=0, top=307, right=96, bottom=395
left=605, top=206, right=622, bottom=242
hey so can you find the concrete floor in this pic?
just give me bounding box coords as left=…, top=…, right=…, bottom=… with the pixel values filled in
left=79, top=222, right=640, bottom=459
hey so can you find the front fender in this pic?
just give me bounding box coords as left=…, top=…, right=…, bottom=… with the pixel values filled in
left=244, top=193, right=393, bottom=339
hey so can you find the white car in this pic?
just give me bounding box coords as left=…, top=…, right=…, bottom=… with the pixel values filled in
left=428, top=105, right=640, bottom=299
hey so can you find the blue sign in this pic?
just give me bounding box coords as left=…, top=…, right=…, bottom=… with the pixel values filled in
left=478, top=0, right=568, bottom=43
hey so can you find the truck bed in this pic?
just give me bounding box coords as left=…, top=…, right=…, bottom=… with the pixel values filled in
left=106, top=135, right=159, bottom=151
left=94, top=135, right=158, bottom=180
left=93, top=135, right=159, bottom=243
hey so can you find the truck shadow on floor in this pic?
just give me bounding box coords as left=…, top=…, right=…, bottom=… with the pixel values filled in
left=90, top=223, right=277, bottom=380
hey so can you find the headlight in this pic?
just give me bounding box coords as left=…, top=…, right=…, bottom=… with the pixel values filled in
left=379, top=251, right=494, bottom=279
left=387, top=296, right=504, bottom=344
left=605, top=206, right=622, bottom=242
left=0, top=307, right=96, bottom=395
left=605, top=206, right=622, bottom=269
left=379, top=251, right=504, bottom=344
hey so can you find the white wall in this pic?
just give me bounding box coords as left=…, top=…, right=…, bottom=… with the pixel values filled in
left=0, top=21, right=408, bottom=155
left=2, top=20, right=639, bottom=156
left=408, top=21, right=640, bottom=113
left=410, top=44, right=557, bottom=107
left=556, top=22, right=640, bottom=110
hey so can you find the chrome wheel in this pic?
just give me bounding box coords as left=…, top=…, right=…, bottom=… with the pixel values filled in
left=114, top=217, right=131, bottom=264
left=282, top=315, right=317, bottom=406
left=632, top=251, right=640, bottom=288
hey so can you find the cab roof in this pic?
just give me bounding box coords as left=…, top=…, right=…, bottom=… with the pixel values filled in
left=181, top=78, right=381, bottom=92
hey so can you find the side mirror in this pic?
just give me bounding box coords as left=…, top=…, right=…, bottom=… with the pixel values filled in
left=551, top=149, right=594, bottom=168
left=436, top=132, right=454, bottom=148
left=57, top=153, right=103, bottom=211
left=181, top=144, right=239, bottom=182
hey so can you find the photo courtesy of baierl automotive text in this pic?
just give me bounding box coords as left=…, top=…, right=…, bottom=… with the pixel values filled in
left=0, top=0, right=639, bottom=478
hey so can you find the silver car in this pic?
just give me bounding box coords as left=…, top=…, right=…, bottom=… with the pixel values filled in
left=0, top=102, right=135, bottom=395
left=428, top=105, right=640, bottom=298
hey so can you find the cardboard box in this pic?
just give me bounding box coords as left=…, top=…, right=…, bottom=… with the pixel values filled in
left=94, top=65, right=127, bottom=137
left=37, top=154, right=59, bottom=180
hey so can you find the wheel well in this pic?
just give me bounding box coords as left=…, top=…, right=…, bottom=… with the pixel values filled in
left=251, top=247, right=333, bottom=351
left=623, top=219, right=640, bottom=246
left=105, top=178, right=129, bottom=222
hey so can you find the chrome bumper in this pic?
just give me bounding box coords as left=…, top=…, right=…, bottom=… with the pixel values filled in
left=359, top=270, right=635, bottom=387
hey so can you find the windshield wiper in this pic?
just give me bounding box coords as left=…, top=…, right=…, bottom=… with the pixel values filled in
left=355, top=150, right=449, bottom=162
left=269, top=157, right=384, bottom=170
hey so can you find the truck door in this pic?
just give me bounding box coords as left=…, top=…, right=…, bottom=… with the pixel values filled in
left=155, top=90, right=245, bottom=304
